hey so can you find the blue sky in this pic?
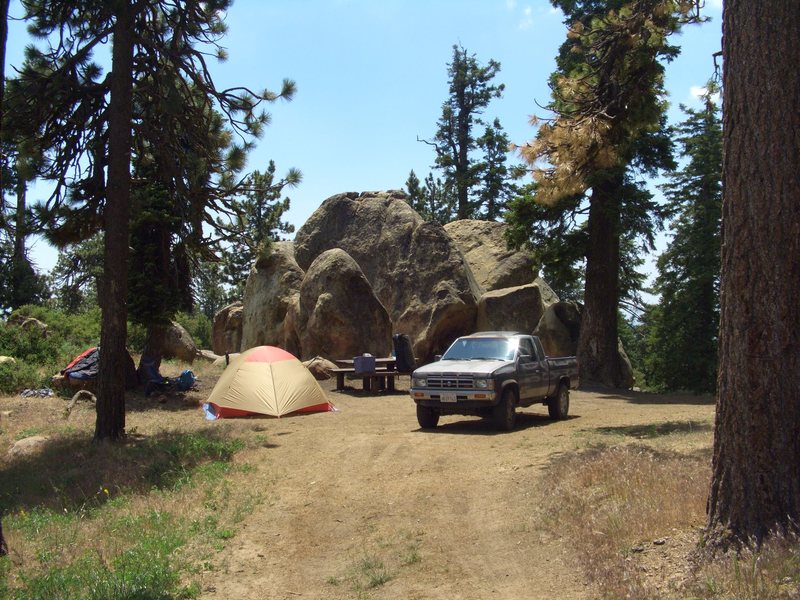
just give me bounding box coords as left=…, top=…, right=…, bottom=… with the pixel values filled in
left=5, top=0, right=723, bottom=273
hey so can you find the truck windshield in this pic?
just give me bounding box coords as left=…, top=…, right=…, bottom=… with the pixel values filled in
left=441, top=338, right=516, bottom=361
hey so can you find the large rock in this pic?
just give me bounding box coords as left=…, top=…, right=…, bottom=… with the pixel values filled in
left=163, top=321, right=199, bottom=363
left=534, top=302, right=635, bottom=389
left=293, top=191, right=480, bottom=361
left=8, top=315, right=49, bottom=337
left=212, top=302, right=244, bottom=355
left=444, top=220, right=538, bottom=294
left=293, top=248, right=392, bottom=360
left=476, top=281, right=558, bottom=333
left=617, top=340, right=635, bottom=390
left=7, top=435, right=48, bottom=458
left=534, top=301, right=582, bottom=358
left=303, top=356, right=337, bottom=380
left=240, top=242, right=304, bottom=354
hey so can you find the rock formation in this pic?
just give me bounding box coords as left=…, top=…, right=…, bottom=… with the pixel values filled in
left=293, top=191, right=480, bottom=361
left=212, top=302, right=244, bottom=355
left=240, top=242, right=304, bottom=353
left=476, top=282, right=556, bottom=334
left=163, top=321, right=199, bottom=363
left=293, top=248, right=393, bottom=359
left=444, top=219, right=537, bottom=293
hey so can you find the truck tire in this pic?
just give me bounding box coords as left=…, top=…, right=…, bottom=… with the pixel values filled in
left=548, top=383, right=570, bottom=420
left=416, top=404, right=440, bottom=429
left=493, top=388, right=517, bottom=431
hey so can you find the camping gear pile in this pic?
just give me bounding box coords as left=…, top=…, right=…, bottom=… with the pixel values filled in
left=57, top=347, right=138, bottom=390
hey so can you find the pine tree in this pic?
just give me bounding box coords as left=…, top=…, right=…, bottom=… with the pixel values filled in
left=220, top=161, right=300, bottom=300
left=706, top=0, right=800, bottom=550
left=476, top=118, right=516, bottom=221
left=8, top=0, right=294, bottom=441
left=421, top=44, right=506, bottom=221
left=644, top=90, right=721, bottom=392
left=510, top=0, right=699, bottom=387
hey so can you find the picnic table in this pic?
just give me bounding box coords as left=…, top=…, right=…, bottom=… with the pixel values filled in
left=331, top=357, right=400, bottom=392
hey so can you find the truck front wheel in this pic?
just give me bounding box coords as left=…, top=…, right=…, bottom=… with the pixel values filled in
left=548, top=383, right=570, bottom=420
left=416, top=404, right=440, bottom=429
left=493, top=388, right=517, bottom=431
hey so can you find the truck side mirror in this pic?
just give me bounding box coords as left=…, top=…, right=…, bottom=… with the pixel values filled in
left=434, top=354, right=442, bottom=362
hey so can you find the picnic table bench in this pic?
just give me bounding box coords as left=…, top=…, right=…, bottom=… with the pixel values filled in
left=331, top=357, right=401, bottom=392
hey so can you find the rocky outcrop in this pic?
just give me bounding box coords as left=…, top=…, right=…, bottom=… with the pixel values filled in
left=7, top=435, right=48, bottom=458
left=444, top=220, right=538, bottom=294
left=240, top=242, right=305, bottom=353
left=164, top=321, right=199, bottom=363
left=8, top=314, right=49, bottom=337
left=212, top=302, right=244, bottom=355
left=534, top=302, right=634, bottom=389
left=293, top=248, right=392, bottom=360
left=293, top=191, right=479, bottom=361
left=617, top=340, right=635, bottom=390
left=533, top=301, right=582, bottom=358
left=303, top=356, right=338, bottom=380
left=476, top=281, right=558, bottom=333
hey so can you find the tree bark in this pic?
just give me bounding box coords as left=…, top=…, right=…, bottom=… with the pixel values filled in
left=0, top=0, right=9, bottom=125
left=706, top=0, right=800, bottom=550
left=95, top=1, right=135, bottom=442
left=0, top=515, right=7, bottom=556
left=577, top=173, right=626, bottom=388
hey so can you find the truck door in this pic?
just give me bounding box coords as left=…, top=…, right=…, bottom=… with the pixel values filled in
left=518, top=337, right=547, bottom=401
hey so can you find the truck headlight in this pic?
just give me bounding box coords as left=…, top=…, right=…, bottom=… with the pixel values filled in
left=412, top=377, right=427, bottom=387
left=474, top=378, right=490, bottom=389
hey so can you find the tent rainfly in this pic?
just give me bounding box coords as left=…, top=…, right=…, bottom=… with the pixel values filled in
left=205, top=346, right=333, bottom=418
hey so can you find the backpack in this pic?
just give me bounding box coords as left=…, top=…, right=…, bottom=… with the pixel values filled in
left=176, top=369, right=196, bottom=391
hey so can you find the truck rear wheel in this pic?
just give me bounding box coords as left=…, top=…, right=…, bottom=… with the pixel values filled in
left=548, top=383, right=570, bottom=420
left=416, top=404, right=440, bottom=429
left=493, top=388, right=517, bottom=431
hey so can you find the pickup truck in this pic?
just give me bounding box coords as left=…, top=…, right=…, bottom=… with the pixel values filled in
left=409, top=332, right=578, bottom=431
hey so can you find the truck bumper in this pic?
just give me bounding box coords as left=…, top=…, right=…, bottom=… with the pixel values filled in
left=411, top=388, right=498, bottom=410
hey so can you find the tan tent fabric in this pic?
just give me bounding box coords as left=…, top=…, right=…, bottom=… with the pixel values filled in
left=206, top=346, right=332, bottom=418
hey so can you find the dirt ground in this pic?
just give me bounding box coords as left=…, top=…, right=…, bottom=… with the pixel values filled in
left=190, top=377, right=715, bottom=600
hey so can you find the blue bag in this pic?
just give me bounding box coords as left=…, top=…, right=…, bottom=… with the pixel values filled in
left=176, top=369, right=196, bottom=391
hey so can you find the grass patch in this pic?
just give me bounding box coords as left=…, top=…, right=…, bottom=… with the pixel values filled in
left=594, top=419, right=713, bottom=440
left=538, top=444, right=800, bottom=599
left=538, top=444, right=709, bottom=598
left=0, top=427, right=257, bottom=599
left=326, top=530, right=424, bottom=595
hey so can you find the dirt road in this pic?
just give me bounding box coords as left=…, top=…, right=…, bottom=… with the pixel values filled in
left=198, top=382, right=715, bottom=600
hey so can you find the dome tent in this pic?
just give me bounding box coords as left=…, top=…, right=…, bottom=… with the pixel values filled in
left=205, top=346, right=333, bottom=418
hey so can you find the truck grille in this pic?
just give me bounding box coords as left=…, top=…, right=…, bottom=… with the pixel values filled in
left=427, top=376, right=474, bottom=389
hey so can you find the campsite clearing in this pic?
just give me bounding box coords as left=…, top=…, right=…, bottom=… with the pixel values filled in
left=0, top=373, right=716, bottom=599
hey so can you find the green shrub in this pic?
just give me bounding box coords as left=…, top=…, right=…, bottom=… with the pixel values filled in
left=0, top=360, right=54, bottom=395
left=175, top=312, right=212, bottom=349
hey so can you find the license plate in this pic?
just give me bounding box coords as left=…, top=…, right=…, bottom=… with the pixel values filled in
left=440, top=393, right=457, bottom=403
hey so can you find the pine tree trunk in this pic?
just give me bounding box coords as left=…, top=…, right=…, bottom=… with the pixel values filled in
left=0, top=515, right=7, bottom=556
left=0, top=0, right=9, bottom=128
left=706, top=0, right=800, bottom=549
left=577, top=174, right=625, bottom=388
left=138, top=323, right=167, bottom=377
left=95, top=2, right=134, bottom=442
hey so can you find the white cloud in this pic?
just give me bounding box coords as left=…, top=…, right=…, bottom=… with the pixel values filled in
left=690, top=85, right=707, bottom=98
left=519, top=6, right=534, bottom=29
left=689, top=85, right=721, bottom=104
left=506, top=0, right=517, bottom=10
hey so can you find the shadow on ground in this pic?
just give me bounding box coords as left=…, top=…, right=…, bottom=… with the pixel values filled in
left=590, top=419, right=713, bottom=439
left=580, top=385, right=715, bottom=406
left=417, top=410, right=576, bottom=436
